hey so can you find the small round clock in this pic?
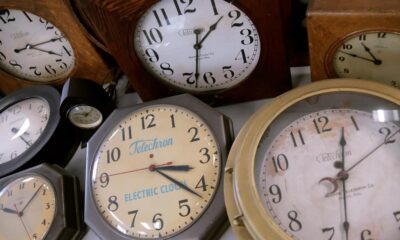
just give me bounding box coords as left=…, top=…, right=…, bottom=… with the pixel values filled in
left=0, top=9, right=75, bottom=82
left=85, top=94, right=233, bottom=239
left=0, top=163, right=85, bottom=240
left=134, top=0, right=261, bottom=93
left=225, top=79, right=400, bottom=239
left=0, top=85, right=79, bottom=177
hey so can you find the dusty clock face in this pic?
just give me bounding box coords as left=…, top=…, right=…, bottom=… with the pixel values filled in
left=255, top=93, right=400, bottom=239
left=0, top=98, right=50, bottom=164
left=331, top=31, right=400, bottom=87
left=0, top=175, right=56, bottom=240
left=68, top=105, right=103, bottom=129
left=0, top=9, right=75, bottom=82
left=91, top=104, right=220, bottom=238
left=134, top=0, right=261, bottom=93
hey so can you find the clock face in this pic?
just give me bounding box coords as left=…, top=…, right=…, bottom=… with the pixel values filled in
left=68, top=105, right=103, bottom=129
left=0, top=98, right=50, bottom=164
left=331, top=31, right=400, bottom=87
left=134, top=0, right=261, bottom=93
left=91, top=104, right=220, bottom=238
left=255, top=97, right=400, bottom=239
left=0, top=175, right=56, bottom=240
left=0, top=9, right=75, bottom=82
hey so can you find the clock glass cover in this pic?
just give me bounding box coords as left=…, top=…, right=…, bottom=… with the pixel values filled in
left=0, top=9, right=75, bottom=82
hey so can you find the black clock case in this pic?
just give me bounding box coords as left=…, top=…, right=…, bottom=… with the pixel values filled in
left=85, top=94, right=234, bottom=240
left=0, top=163, right=85, bottom=240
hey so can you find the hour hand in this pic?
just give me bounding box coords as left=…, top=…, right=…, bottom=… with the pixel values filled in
left=154, top=169, right=202, bottom=198
left=1, top=207, right=19, bottom=215
left=154, top=165, right=194, bottom=171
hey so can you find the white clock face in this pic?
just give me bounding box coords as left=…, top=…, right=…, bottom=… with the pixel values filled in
left=0, top=9, right=75, bottom=82
left=91, top=105, right=220, bottom=238
left=0, top=175, right=56, bottom=240
left=68, top=105, right=103, bottom=129
left=0, top=98, right=50, bottom=164
left=134, top=0, right=261, bottom=93
left=257, top=108, right=400, bottom=239
left=332, top=32, right=400, bottom=88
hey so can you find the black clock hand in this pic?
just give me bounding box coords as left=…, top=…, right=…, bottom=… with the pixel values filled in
left=194, top=28, right=202, bottom=88
left=153, top=165, right=194, bottom=171
left=20, top=185, right=43, bottom=215
left=31, top=47, right=62, bottom=57
left=153, top=169, right=202, bottom=198
left=339, top=127, right=350, bottom=240
left=14, top=36, right=64, bottom=53
left=196, top=16, right=223, bottom=48
left=0, top=207, right=19, bottom=215
left=338, top=50, right=376, bottom=64
left=14, top=204, right=32, bottom=240
left=360, top=42, right=382, bottom=65
left=11, top=127, right=32, bottom=147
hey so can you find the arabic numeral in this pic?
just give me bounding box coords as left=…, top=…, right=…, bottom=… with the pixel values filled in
left=272, top=154, right=289, bottom=173
left=39, top=18, right=55, bottom=30
left=313, top=116, right=332, bottom=134
left=268, top=184, right=282, bottom=203
left=228, top=10, right=243, bottom=28
left=222, top=66, right=234, bottom=79
left=203, top=72, right=216, bottom=85
left=145, top=48, right=159, bottom=63
left=160, top=63, right=174, bottom=76
left=379, top=127, right=396, bottom=144
left=321, top=227, right=335, bottom=240
left=100, top=173, right=109, bottom=188
left=288, top=210, right=302, bottom=232
left=0, top=51, right=5, bottom=61
left=141, top=114, right=156, bottom=129
left=29, top=66, right=42, bottom=76
left=183, top=72, right=195, bottom=85
left=45, top=65, right=57, bottom=74
left=153, top=213, right=164, bottom=230
left=143, top=28, right=163, bottom=45
left=361, top=229, right=372, bottom=240
left=240, top=29, right=254, bottom=45
left=56, top=59, right=68, bottom=69
left=0, top=10, right=15, bottom=24
left=107, top=196, right=119, bottom=212
left=153, top=8, right=170, bottom=27
left=9, top=60, right=22, bottom=70
left=235, top=49, right=248, bottom=63
left=173, top=0, right=196, bottom=15
left=106, top=147, right=121, bottom=163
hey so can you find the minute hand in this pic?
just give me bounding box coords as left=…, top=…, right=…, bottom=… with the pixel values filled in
left=196, top=16, right=224, bottom=47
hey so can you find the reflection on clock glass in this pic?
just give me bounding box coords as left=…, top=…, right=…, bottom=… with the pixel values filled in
left=0, top=9, right=75, bottom=82
left=0, top=98, right=50, bottom=164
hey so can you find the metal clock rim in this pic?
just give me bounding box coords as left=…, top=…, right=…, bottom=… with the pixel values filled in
left=224, top=78, right=400, bottom=239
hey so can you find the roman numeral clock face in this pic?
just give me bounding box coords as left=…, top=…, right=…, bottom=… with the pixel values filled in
left=0, top=9, right=75, bottom=82
left=134, top=0, right=261, bottom=93
left=91, top=105, right=220, bottom=238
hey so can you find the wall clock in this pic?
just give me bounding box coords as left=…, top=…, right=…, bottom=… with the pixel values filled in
left=307, top=0, right=400, bottom=88
left=224, top=79, right=400, bottom=239
left=0, top=163, right=85, bottom=240
left=0, top=85, right=80, bottom=177
left=85, top=94, right=233, bottom=239
left=70, top=0, right=292, bottom=105
left=0, top=0, right=117, bottom=94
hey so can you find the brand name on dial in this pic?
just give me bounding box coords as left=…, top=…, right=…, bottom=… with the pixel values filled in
left=178, top=28, right=204, bottom=37
left=316, top=149, right=352, bottom=163
left=11, top=31, right=29, bottom=40
left=129, top=137, right=173, bottom=155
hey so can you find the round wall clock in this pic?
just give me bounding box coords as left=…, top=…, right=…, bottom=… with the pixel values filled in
left=85, top=94, right=233, bottom=239
left=225, top=79, right=400, bottom=239
left=134, top=0, right=261, bottom=93
left=0, top=163, right=85, bottom=240
left=0, top=85, right=79, bottom=177
left=0, top=0, right=116, bottom=94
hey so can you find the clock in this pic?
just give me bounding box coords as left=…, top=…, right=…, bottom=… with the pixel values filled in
left=85, top=94, right=233, bottom=239
left=0, top=0, right=117, bottom=94
left=69, top=0, right=292, bottom=105
left=0, top=163, right=85, bottom=240
left=224, top=79, right=400, bottom=239
left=0, top=85, right=80, bottom=177
left=307, top=0, right=400, bottom=88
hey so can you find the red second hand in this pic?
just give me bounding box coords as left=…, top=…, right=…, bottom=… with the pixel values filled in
left=108, top=162, right=173, bottom=177
left=14, top=204, right=32, bottom=240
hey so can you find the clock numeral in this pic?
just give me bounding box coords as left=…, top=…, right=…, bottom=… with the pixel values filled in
left=153, top=8, right=171, bottom=27
left=121, top=126, right=133, bottom=141
left=107, top=195, right=119, bottom=212
left=378, top=32, right=387, bottom=38
left=361, top=229, right=372, bottom=240
left=268, top=184, right=282, bottom=203
left=393, top=211, right=400, bottom=229
left=0, top=51, right=5, bottom=61
left=235, top=49, right=248, bottom=64
left=288, top=210, right=302, bottom=232
left=379, top=127, right=397, bottom=144
left=143, top=28, right=163, bottom=45
left=343, top=68, right=350, bottom=74
left=39, top=18, right=55, bottom=30
left=128, top=210, right=138, bottom=228
left=183, top=72, right=195, bottom=85
left=359, top=34, right=367, bottom=41
left=170, top=114, right=176, bottom=128
left=22, top=11, right=33, bottom=22
left=350, top=115, right=360, bottom=131
left=188, top=127, right=200, bottom=142
left=100, top=172, right=110, bottom=188
left=222, top=66, right=235, bottom=79
left=19, top=183, right=24, bottom=190
left=106, top=147, right=121, bottom=163
left=9, top=60, right=22, bottom=70
left=199, top=148, right=211, bottom=164
left=272, top=154, right=289, bottom=173
left=195, top=175, right=208, bottom=192
left=338, top=56, right=346, bottom=62
left=56, top=59, right=68, bottom=69
left=29, top=66, right=42, bottom=76
left=210, top=0, right=219, bottom=15
left=160, top=62, right=174, bottom=76
left=41, top=219, right=46, bottom=226
left=228, top=10, right=244, bottom=28
left=313, top=116, right=332, bottom=134
left=322, top=227, right=335, bottom=240
left=178, top=199, right=191, bottom=217
left=153, top=213, right=164, bottom=230
left=290, top=129, right=305, bottom=147
left=45, top=202, right=50, bottom=210
left=42, top=188, right=47, bottom=196
left=44, top=65, right=57, bottom=75
left=173, top=0, right=196, bottom=15
left=203, top=72, right=216, bottom=85
left=0, top=10, right=15, bottom=24
left=240, top=29, right=254, bottom=45
left=145, top=48, right=159, bottom=63
left=141, top=114, right=156, bottom=129
left=342, top=44, right=353, bottom=50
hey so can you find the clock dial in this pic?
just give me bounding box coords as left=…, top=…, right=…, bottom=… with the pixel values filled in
left=0, top=174, right=56, bottom=240
left=68, top=105, right=103, bottom=129
left=0, top=98, right=50, bottom=164
left=91, top=104, right=220, bottom=238
left=331, top=31, right=400, bottom=87
left=134, top=0, right=261, bottom=93
left=0, top=9, right=75, bottom=82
